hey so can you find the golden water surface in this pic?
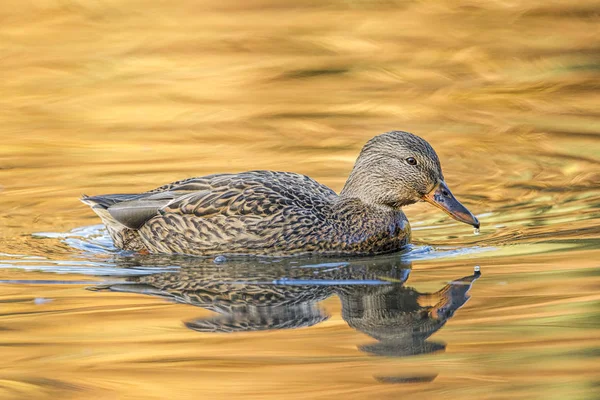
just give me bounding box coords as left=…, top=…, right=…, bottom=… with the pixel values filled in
left=1, top=1, right=599, bottom=399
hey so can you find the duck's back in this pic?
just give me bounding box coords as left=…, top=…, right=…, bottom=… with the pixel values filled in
left=146, top=171, right=341, bottom=255
left=84, top=171, right=332, bottom=255
left=82, top=171, right=409, bottom=256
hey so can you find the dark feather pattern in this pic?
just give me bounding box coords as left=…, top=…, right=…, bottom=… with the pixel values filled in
left=83, top=170, right=410, bottom=256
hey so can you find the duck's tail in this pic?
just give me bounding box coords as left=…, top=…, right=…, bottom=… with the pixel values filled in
left=81, top=194, right=146, bottom=251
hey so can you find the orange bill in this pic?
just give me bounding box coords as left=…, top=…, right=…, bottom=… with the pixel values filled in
left=422, top=181, right=480, bottom=229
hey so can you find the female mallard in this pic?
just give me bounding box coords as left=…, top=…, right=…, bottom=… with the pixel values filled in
left=82, top=131, right=479, bottom=256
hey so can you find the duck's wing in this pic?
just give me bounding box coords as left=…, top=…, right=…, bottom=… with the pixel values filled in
left=160, top=172, right=336, bottom=216
left=99, top=171, right=337, bottom=235
left=87, top=191, right=192, bottom=230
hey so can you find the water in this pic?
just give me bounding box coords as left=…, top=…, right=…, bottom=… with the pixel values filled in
left=1, top=1, right=599, bottom=399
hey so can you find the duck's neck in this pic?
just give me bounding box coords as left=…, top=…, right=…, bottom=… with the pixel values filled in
left=340, top=168, right=416, bottom=210
left=340, top=174, right=377, bottom=204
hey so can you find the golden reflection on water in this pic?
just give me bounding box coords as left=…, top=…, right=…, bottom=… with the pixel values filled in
left=0, top=0, right=599, bottom=399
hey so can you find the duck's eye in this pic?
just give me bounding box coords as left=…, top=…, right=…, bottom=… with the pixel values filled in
left=405, top=157, right=418, bottom=166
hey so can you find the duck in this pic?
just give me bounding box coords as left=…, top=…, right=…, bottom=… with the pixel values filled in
left=82, top=130, right=479, bottom=256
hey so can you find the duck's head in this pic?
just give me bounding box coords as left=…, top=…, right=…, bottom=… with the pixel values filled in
left=341, top=131, right=479, bottom=229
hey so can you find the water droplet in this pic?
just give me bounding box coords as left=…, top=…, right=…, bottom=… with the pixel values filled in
left=213, top=255, right=227, bottom=264
left=473, top=228, right=480, bottom=235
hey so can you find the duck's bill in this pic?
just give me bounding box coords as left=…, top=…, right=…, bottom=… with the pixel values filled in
left=421, top=181, right=480, bottom=229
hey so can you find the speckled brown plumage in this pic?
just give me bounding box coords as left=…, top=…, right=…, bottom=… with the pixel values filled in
left=82, top=131, right=478, bottom=256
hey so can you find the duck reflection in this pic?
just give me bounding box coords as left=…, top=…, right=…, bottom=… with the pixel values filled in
left=91, top=255, right=479, bottom=359
left=340, top=270, right=479, bottom=357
